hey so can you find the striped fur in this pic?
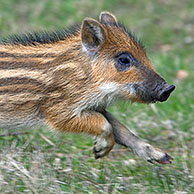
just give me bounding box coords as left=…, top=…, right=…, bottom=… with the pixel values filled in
left=0, top=12, right=173, bottom=161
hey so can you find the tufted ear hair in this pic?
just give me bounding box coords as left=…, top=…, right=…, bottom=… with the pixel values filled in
left=99, top=11, right=118, bottom=25
left=81, top=18, right=106, bottom=52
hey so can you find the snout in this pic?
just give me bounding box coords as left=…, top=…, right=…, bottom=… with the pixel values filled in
left=157, top=84, right=175, bottom=102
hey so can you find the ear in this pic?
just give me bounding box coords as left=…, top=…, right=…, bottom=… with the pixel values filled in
left=99, top=11, right=118, bottom=25
left=81, top=18, right=106, bottom=52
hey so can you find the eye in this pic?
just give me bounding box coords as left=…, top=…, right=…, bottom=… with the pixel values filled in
left=118, top=57, right=130, bottom=65
left=115, top=52, right=133, bottom=72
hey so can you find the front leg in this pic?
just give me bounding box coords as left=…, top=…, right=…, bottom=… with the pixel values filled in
left=45, top=110, right=115, bottom=159
left=103, top=111, right=173, bottom=164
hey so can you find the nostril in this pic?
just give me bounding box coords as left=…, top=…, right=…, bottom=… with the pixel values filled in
left=167, top=85, right=175, bottom=93
left=158, top=85, right=175, bottom=102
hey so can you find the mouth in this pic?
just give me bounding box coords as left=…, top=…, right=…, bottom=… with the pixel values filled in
left=132, top=86, right=157, bottom=103
left=151, top=99, right=157, bottom=103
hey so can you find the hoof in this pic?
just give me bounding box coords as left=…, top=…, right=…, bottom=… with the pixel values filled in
left=156, top=153, right=173, bottom=164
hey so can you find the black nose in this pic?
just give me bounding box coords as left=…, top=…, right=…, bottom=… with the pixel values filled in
left=158, top=85, right=175, bottom=102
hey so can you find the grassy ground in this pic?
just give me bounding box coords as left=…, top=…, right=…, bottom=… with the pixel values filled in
left=0, top=0, right=194, bottom=193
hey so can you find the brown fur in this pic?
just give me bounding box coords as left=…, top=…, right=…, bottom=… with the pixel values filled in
left=0, top=12, right=174, bottom=162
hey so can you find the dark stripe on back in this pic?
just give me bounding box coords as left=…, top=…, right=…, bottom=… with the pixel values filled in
left=0, top=86, right=43, bottom=95
left=0, top=84, right=63, bottom=98
left=0, top=77, right=60, bottom=95
left=0, top=77, right=43, bottom=87
left=0, top=61, right=51, bottom=70
left=0, top=51, right=57, bottom=58
left=0, top=24, right=80, bottom=46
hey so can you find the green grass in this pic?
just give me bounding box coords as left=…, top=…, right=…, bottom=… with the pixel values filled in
left=0, top=0, right=194, bottom=193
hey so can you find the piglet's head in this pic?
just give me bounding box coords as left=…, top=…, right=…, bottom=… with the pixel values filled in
left=81, top=12, right=175, bottom=104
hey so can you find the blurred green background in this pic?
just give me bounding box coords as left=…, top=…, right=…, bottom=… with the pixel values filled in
left=0, top=0, right=194, bottom=193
